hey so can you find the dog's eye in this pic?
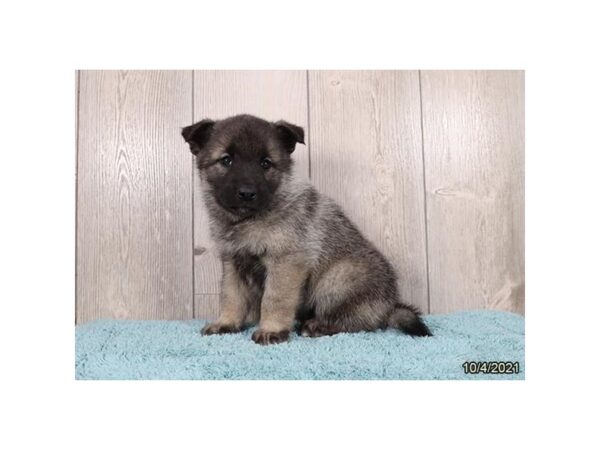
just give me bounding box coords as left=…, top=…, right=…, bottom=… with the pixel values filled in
left=219, top=155, right=232, bottom=167
left=261, top=158, right=272, bottom=169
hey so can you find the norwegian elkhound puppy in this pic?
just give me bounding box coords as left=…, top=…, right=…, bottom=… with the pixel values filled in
left=182, top=114, right=431, bottom=345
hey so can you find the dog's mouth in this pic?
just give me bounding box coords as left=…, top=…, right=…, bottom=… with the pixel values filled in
left=214, top=196, right=260, bottom=218
left=226, top=205, right=258, bottom=217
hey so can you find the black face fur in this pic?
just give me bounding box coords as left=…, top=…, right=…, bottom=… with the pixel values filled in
left=182, top=115, right=304, bottom=219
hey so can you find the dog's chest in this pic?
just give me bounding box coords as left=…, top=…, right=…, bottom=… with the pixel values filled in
left=218, top=218, right=294, bottom=257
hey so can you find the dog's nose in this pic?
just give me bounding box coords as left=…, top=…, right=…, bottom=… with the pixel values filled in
left=237, top=186, right=257, bottom=202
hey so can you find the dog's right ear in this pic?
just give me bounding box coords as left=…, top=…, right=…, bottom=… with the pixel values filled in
left=181, top=119, right=216, bottom=155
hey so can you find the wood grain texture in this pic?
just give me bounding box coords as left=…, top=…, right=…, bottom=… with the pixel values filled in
left=76, top=70, right=193, bottom=323
left=308, top=71, right=430, bottom=313
left=76, top=70, right=525, bottom=322
left=75, top=70, right=79, bottom=323
left=194, top=294, right=220, bottom=320
left=192, top=71, right=309, bottom=317
left=421, top=70, right=525, bottom=314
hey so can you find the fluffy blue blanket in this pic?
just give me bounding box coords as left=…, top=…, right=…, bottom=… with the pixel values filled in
left=75, top=310, right=524, bottom=380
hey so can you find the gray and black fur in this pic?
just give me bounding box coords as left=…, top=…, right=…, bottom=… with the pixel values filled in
left=182, top=114, right=431, bottom=345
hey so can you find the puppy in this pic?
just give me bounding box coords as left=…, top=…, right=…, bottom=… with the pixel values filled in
left=182, top=114, right=431, bottom=345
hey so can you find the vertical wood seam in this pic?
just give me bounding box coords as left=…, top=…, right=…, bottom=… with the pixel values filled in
left=75, top=70, right=81, bottom=324
left=418, top=70, right=432, bottom=314
left=306, top=70, right=312, bottom=180
left=191, top=70, right=196, bottom=318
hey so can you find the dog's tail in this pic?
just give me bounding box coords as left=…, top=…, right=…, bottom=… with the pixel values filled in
left=387, top=303, right=432, bottom=337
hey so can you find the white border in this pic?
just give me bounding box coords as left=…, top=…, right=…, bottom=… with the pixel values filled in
left=1, top=1, right=599, bottom=448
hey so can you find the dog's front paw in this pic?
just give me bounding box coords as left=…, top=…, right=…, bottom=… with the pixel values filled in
left=201, top=322, right=242, bottom=336
left=251, top=329, right=290, bottom=345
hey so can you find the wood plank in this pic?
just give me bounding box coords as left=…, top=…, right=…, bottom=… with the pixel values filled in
left=308, top=71, right=429, bottom=313
left=192, top=70, right=309, bottom=317
left=75, top=70, right=79, bottom=324
left=76, top=70, right=194, bottom=323
left=421, top=70, right=525, bottom=314
left=194, top=294, right=220, bottom=321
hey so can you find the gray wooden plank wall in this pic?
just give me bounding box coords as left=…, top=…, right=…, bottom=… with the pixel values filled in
left=76, top=70, right=193, bottom=323
left=76, top=70, right=524, bottom=323
left=421, top=71, right=525, bottom=314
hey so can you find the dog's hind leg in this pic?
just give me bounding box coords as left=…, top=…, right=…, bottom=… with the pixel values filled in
left=299, top=318, right=343, bottom=337
left=300, top=297, right=386, bottom=337
left=300, top=259, right=390, bottom=337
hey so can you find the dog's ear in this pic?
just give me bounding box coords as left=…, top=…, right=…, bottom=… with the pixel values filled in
left=274, top=120, right=305, bottom=153
left=181, top=119, right=216, bottom=155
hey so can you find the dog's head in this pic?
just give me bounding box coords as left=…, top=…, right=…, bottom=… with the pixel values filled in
left=182, top=114, right=304, bottom=219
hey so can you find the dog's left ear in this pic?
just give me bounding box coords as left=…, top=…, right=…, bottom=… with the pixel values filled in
left=274, top=120, right=305, bottom=153
left=181, top=119, right=216, bottom=155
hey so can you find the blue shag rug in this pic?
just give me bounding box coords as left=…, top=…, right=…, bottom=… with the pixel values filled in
left=75, top=310, right=524, bottom=380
